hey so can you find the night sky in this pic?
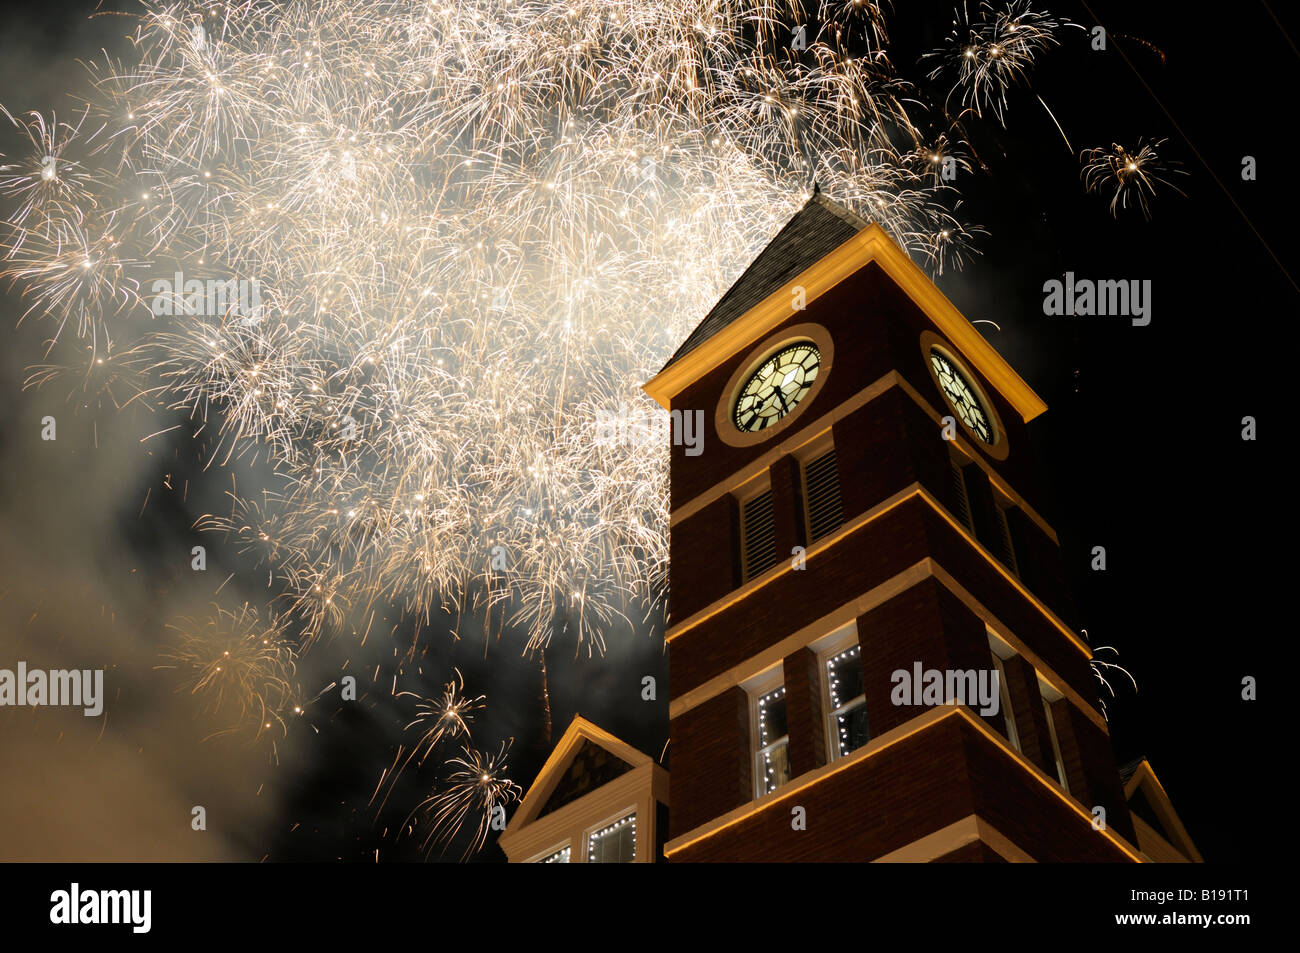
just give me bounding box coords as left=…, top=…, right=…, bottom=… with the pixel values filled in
left=0, top=0, right=1285, bottom=864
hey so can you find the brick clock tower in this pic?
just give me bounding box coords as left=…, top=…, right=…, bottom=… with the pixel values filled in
left=641, top=191, right=1197, bottom=863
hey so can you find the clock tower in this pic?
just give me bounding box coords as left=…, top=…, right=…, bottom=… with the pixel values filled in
left=642, top=191, right=1190, bottom=862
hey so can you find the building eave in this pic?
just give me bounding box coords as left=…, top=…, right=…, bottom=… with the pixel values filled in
left=1122, top=759, right=1205, bottom=863
left=505, top=715, right=656, bottom=835
left=642, top=223, right=1048, bottom=423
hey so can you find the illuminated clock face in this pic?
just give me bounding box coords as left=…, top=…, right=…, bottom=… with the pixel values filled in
left=733, top=342, right=821, bottom=433
left=930, top=349, right=995, bottom=444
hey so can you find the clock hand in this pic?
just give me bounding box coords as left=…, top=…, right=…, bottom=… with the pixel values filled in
left=740, top=392, right=771, bottom=430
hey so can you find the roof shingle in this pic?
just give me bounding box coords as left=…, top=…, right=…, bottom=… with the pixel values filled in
left=661, top=190, right=870, bottom=374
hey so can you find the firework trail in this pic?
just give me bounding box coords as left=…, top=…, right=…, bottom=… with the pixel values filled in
left=1080, top=138, right=1186, bottom=220
left=370, top=667, right=484, bottom=815
left=1087, top=642, right=1138, bottom=721
left=404, top=740, right=522, bottom=860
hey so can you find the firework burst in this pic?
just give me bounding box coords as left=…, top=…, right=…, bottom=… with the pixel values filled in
left=157, top=602, right=300, bottom=743
left=404, top=740, right=522, bottom=860
left=1080, top=138, right=1186, bottom=220
left=2, top=0, right=1012, bottom=660
left=370, top=668, right=487, bottom=818
left=399, top=670, right=484, bottom=756
left=925, top=0, right=1080, bottom=124
left=1088, top=643, right=1138, bottom=721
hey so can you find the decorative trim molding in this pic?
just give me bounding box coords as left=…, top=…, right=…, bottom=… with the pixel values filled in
left=668, top=484, right=1088, bottom=663
left=921, top=329, right=1010, bottom=462
left=662, top=705, right=1143, bottom=862
left=1122, top=759, right=1204, bottom=863
left=669, top=554, right=1107, bottom=733
left=499, top=715, right=668, bottom=863
left=872, top=815, right=1035, bottom=863
left=643, top=223, right=1047, bottom=424
left=714, top=323, right=835, bottom=448
left=669, top=371, right=1057, bottom=545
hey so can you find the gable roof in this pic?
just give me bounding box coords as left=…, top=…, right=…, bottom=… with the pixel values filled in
left=506, top=715, right=657, bottom=833
left=1121, top=758, right=1204, bottom=862
left=642, top=192, right=1047, bottom=424
left=537, top=739, right=635, bottom=818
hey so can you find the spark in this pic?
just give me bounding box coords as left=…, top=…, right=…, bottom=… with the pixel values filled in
left=924, top=1, right=1081, bottom=142
left=404, top=740, right=522, bottom=860
left=1, top=1, right=1087, bottom=858
left=1088, top=643, right=1138, bottom=721
left=156, top=603, right=299, bottom=744
left=1, top=0, right=1006, bottom=659
left=1080, top=138, right=1186, bottom=220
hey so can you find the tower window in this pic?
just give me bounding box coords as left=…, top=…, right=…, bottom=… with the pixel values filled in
left=753, top=683, right=790, bottom=796
left=993, top=500, right=1019, bottom=574
left=988, top=645, right=1021, bottom=753
left=823, top=644, right=868, bottom=760
left=739, top=487, right=778, bottom=581
left=948, top=450, right=973, bottom=531
left=802, top=446, right=845, bottom=543
left=587, top=813, right=636, bottom=863
left=1039, top=682, right=1070, bottom=793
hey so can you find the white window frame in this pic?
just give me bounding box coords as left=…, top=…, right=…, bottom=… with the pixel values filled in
left=584, top=809, right=637, bottom=864
left=531, top=843, right=572, bottom=864
left=745, top=665, right=789, bottom=798
left=813, top=623, right=866, bottom=762
left=1038, top=680, right=1070, bottom=793
left=988, top=635, right=1021, bottom=753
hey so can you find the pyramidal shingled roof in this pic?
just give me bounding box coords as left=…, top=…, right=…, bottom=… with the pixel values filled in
left=662, top=189, right=871, bottom=373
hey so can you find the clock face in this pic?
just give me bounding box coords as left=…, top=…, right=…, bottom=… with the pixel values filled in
left=733, top=341, right=821, bottom=433
left=930, top=349, right=995, bottom=444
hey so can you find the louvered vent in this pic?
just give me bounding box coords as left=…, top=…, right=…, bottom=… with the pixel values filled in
left=803, top=449, right=845, bottom=543
left=994, top=505, right=1018, bottom=574
left=949, top=459, right=973, bottom=530
left=741, top=490, right=778, bottom=580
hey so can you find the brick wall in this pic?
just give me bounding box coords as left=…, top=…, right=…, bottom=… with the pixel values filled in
left=783, top=647, right=825, bottom=777
left=669, top=686, right=751, bottom=838
left=1051, top=698, right=1136, bottom=843
left=669, top=494, right=738, bottom=622
left=669, top=714, right=1136, bottom=862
